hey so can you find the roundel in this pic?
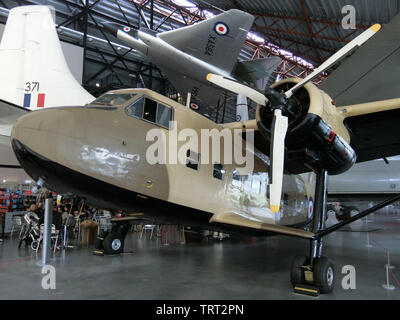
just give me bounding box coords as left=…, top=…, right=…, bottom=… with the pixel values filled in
left=123, top=26, right=131, bottom=32
left=308, top=197, right=314, bottom=220
left=236, top=115, right=242, bottom=122
left=214, top=22, right=229, bottom=36
left=190, top=103, right=200, bottom=110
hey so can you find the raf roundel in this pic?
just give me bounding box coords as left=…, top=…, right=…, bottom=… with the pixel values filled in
left=214, top=22, right=229, bottom=36
left=190, top=103, right=200, bottom=110
left=236, top=115, right=242, bottom=122
left=308, top=197, right=314, bottom=220
left=123, top=26, right=131, bottom=33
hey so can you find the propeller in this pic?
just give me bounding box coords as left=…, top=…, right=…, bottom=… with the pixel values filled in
left=269, top=109, right=288, bottom=213
left=207, top=24, right=381, bottom=213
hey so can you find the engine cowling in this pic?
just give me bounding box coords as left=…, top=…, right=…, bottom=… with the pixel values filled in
left=256, top=78, right=357, bottom=175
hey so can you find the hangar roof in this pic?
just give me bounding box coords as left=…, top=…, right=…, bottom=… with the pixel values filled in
left=1, top=0, right=399, bottom=123
left=192, top=0, right=400, bottom=65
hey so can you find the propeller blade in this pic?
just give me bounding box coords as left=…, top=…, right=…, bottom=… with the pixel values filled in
left=206, top=73, right=268, bottom=106
left=269, top=109, right=288, bottom=213
left=285, top=24, right=381, bottom=99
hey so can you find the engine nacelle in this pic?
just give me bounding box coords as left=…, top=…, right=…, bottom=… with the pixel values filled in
left=256, top=78, right=357, bottom=175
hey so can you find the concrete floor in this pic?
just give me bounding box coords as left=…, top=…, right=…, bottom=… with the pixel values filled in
left=0, top=210, right=400, bottom=300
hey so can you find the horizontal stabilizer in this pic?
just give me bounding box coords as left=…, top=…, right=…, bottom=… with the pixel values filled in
left=0, top=99, right=29, bottom=138
left=0, top=131, right=21, bottom=168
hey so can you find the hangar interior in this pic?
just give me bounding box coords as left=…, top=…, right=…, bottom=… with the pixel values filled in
left=1, top=0, right=400, bottom=300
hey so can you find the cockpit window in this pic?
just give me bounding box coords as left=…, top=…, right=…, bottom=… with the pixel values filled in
left=125, top=96, right=173, bottom=129
left=143, top=99, right=157, bottom=123
left=89, top=93, right=137, bottom=106
left=126, top=97, right=143, bottom=117
left=157, top=104, right=173, bottom=128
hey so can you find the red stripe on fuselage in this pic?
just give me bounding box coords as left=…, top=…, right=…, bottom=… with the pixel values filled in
left=37, top=93, right=45, bottom=108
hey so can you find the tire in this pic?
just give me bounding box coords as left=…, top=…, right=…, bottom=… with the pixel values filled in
left=103, top=232, right=124, bottom=255
left=314, top=256, right=335, bottom=294
left=95, top=231, right=108, bottom=250
left=290, top=255, right=308, bottom=286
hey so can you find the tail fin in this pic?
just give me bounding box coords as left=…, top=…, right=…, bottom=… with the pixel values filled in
left=158, top=9, right=254, bottom=74
left=0, top=5, right=94, bottom=109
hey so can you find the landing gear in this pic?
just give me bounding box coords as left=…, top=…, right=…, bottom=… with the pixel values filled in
left=314, top=256, right=335, bottom=294
left=290, top=255, right=308, bottom=286
left=103, top=232, right=124, bottom=254
left=290, top=255, right=335, bottom=294
left=94, top=231, right=108, bottom=250
left=291, top=169, right=334, bottom=294
left=291, top=168, right=400, bottom=294
left=94, top=218, right=132, bottom=255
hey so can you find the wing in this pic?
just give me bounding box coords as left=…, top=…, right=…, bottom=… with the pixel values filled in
left=232, top=57, right=281, bottom=84
left=160, top=66, right=224, bottom=107
left=210, top=212, right=315, bottom=239
left=320, top=13, right=400, bottom=162
left=158, top=9, right=254, bottom=74
left=0, top=99, right=29, bottom=168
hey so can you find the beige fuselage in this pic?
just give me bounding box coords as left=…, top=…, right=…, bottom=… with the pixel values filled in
left=11, top=88, right=313, bottom=231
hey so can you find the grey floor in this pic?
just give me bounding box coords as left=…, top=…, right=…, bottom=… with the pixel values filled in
left=1, top=209, right=400, bottom=300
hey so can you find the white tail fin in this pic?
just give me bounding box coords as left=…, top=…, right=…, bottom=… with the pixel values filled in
left=0, top=5, right=94, bottom=109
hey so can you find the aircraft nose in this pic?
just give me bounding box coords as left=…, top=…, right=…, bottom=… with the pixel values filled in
left=11, top=107, right=85, bottom=179
left=11, top=107, right=83, bottom=146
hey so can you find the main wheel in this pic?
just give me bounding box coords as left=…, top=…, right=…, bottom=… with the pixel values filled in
left=290, top=255, right=308, bottom=286
left=103, top=232, right=124, bottom=255
left=314, top=256, right=335, bottom=294
left=95, top=231, right=108, bottom=250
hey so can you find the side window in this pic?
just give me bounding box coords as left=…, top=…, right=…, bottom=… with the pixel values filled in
left=157, top=104, right=173, bottom=129
left=143, top=98, right=157, bottom=123
left=126, top=97, right=173, bottom=129
left=213, top=163, right=225, bottom=180
left=126, top=97, right=144, bottom=118
left=186, top=150, right=200, bottom=171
